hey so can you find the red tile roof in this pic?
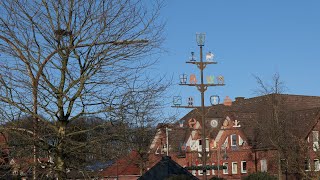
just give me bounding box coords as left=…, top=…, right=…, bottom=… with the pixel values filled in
left=100, top=150, right=141, bottom=177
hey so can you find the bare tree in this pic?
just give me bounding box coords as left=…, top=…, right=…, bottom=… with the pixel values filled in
left=118, top=77, right=170, bottom=174
left=0, top=0, right=165, bottom=179
left=254, top=73, right=308, bottom=179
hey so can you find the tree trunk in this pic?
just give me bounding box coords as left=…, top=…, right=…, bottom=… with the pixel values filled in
left=278, top=151, right=282, bottom=180
left=32, top=82, right=38, bottom=180
left=56, top=120, right=67, bottom=179
left=32, top=117, right=38, bottom=180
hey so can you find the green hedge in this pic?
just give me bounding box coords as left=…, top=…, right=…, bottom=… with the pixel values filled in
left=242, top=172, right=277, bottom=180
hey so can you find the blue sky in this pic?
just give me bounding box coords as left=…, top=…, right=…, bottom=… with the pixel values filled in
left=155, top=0, right=320, bottom=117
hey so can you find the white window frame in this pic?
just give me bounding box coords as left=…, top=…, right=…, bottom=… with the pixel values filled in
left=232, top=162, right=238, bottom=174
left=231, top=134, right=237, bottom=146
left=192, top=168, right=196, bottom=176
left=206, top=138, right=209, bottom=152
left=212, top=163, right=215, bottom=175
left=305, top=159, right=311, bottom=171
left=198, top=139, right=202, bottom=152
left=315, top=159, right=320, bottom=171
left=198, top=164, right=203, bottom=176
left=223, top=162, right=228, bottom=174
left=261, top=159, right=267, bottom=172
left=206, top=164, right=210, bottom=175
left=241, top=161, right=247, bottom=173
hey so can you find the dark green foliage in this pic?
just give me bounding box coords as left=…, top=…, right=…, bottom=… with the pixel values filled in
left=242, top=172, right=277, bottom=180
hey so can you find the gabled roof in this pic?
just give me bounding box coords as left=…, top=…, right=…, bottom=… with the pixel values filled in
left=138, top=156, right=198, bottom=180
left=100, top=150, right=141, bottom=177
left=166, top=94, right=320, bottom=150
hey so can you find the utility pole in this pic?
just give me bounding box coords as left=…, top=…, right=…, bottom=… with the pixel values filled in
left=172, top=33, right=225, bottom=180
left=166, top=127, right=172, bottom=156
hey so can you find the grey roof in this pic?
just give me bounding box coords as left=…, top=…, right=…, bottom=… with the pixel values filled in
left=138, top=156, right=199, bottom=180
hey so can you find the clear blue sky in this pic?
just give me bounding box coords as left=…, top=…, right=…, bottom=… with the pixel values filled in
left=155, top=0, right=320, bottom=118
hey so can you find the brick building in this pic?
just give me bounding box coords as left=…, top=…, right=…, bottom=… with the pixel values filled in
left=148, top=94, right=320, bottom=180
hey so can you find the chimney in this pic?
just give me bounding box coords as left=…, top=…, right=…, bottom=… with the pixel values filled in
left=235, top=97, right=245, bottom=102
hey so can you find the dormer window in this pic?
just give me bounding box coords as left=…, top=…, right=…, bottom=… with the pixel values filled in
left=231, top=134, right=237, bottom=146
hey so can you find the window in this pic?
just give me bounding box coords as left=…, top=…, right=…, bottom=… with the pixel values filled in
left=206, top=138, right=209, bottom=152
left=261, top=159, right=267, bottom=172
left=232, top=162, right=238, bottom=174
left=212, top=163, right=215, bottom=175
left=313, top=131, right=319, bottom=151
left=206, top=164, right=210, bottom=175
left=223, top=162, right=228, bottom=174
left=198, top=139, right=202, bottom=152
left=231, top=134, right=237, bottom=146
left=241, top=161, right=247, bottom=173
left=315, top=159, right=320, bottom=171
left=192, top=169, right=196, bottom=176
left=198, top=164, right=203, bottom=176
left=305, top=159, right=311, bottom=171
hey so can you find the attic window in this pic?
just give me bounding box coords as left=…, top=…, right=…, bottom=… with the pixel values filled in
left=231, top=134, right=237, bottom=146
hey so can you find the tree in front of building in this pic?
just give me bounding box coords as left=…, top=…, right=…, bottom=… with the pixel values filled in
left=254, top=73, right=310, bottom=179
left=0, top=0, right=165, bottom=179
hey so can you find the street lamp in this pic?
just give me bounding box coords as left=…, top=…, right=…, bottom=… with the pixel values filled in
left=172, top=33, right=225, bottom=180
left=166, top=127, right=172, bottom=156
left=196, top=33, right=205, bottom=46
left=197, top=32, right=208, bottom=180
